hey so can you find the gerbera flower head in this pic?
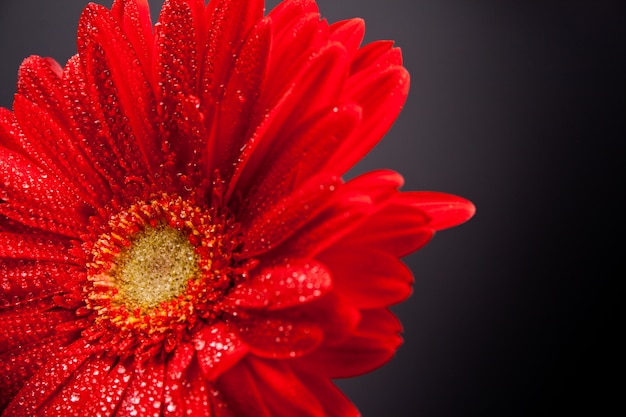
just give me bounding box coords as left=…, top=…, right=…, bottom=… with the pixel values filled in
left=0, top=0, right=474, bottom=416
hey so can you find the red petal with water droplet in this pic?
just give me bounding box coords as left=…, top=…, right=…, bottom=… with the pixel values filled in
left=78, top=3, right=159, bottom=177
left=111, top=0, right=154, bottom=79
left=165, top=342, right=195, bottom=381
left=201, top=0, right=265, bottom=108
left=233, top=42, right=350, bottom=193
left=0, top=309, right=75, bottom=354
left=235, top=313, right=323, bottom=359
left=2, top=340, right=93, bottom=416
left=0, top=261, right=71, bottom=308
left=0, top=233, right=75, bottom=264
left=193, top=322, right=248, bottom=381
left=225, top=259, right=332, bottom=310
left=118, top=358, right=165, bottom=417
left=212, top=17, right=271, bottom=177
left=36, top=356, right=120, bottom=416
left=238, top=105, right=360, bottom=209
left=0, top=332, right=78, bottom=411
left=240, top=175, right=341, bottom=257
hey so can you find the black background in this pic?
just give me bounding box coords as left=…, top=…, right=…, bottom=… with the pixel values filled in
left=1, top=1, right=623, bottom=416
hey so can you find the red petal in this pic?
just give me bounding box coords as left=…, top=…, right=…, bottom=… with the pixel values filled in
left=339, top=193, right=435, bottom=257
left=240, top=175, right=341, bottom=257
left=36, top=356, right=121, bottom=417
left=325, top=65, right=409, bottom=175
left=299, top=292, right=361, bottom=346
left=342, top=169, right=405, bottom=205
left=118, top=358, right=166, bottom=417
left=201, top=0, right=264, bottom=108
left=278, top=191, right=374, bottom=258
left=78, top=3, right=159, bottom=177
left=329, top=18, right=365, bottom=58
left=294, top=308, right=403, bottom=378
left=403, top=191, right=476, bottom=230
left=295, top=373, right=361, bottom=417
left=268, top=0, right=319, bottom=26
left=16, top=56, right=66, bottom=121
left=237, top=104, right=361, bottom=210
left=0, top=332, right=78, bottom=411
left=0, top=261, right=70, bottom=308
left=0, top=233, right=76, bottom=264
left=2, top=340, right=92, bottom=416
left=12, top=94, right=104, bottom=210
left=164, top=365, right=213, bottom=417
left=193, top=322, right=249, bottom=381
left=0, top=309, right=75, bottom=354
left=350, top=40, right=403, bottom=74
left=211, top=17, right=271, bottom=177
left=61, top=56, right=129, bottom=194
left=166, top=342, right=195, bottom=381
left=246, top=357, right=325, bottom=417
left=264, top=13, right=327, bottom=98
left=232, top=42, right=350, bottom=194
left=0, top=145, right=90, bottom=229
left=273, top=170, right=405, bottom=258
left=154, top=0, right=203, bottom=105
left=216, top=359, right=272, bottom=417
left=235, top=313, right=323, bottom=359
left=111, top=0, right=155, bottom=79
left=319, top=247, right=413, bottom=308
left=225, top=259, right=332, bottom=310
left=0, top=108, right=22, bottom=155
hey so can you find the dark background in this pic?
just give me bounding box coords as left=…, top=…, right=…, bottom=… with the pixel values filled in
left=1, top=1, right=623, bottom=416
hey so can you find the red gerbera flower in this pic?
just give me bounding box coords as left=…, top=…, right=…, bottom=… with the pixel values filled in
left=0, top=0, right=474, bottom=416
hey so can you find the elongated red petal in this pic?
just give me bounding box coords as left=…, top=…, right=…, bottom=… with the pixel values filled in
left=320, top=247, right=413, bottom=308
left=329, top=18, right=365, bottom=58
left=201, top=0, right=265, bottom=108
left=216, top=359, right=272, bottom=417
left=118, top=358, right=165, bottom=417
left=2, top=340, right=92, bottom=416
left=233, top=42, right=350, bottom=193
left=224, top=259, right=332, bottom=310
left=240, top=175, right=341, bottom=257
left=212, top=17, right=271, bottom=177
left=0, top=309, right=75, bottom=354
left=235, top=312, right=323, bottom=359
left=78, top=3, right=159, bottom=177
left=0, top=332, right=78, bottom=411
left=294, top=308, right=402, bottom=378
left=0, top=233, right=76, bottom=263
left=111, top=0, right=155, bottom=79
left=295, top=373, right=361, bottom=417
left=339, top=195, right=435, bottom=257
left=246, top=357, right=326, bottom=417
left=325, top=66, right=410, bottom=174
left=193, top=322, right=249, bottom=381
left=36, top=356, right=120, bottom=417
left=403, top=191, right=477, bottom=230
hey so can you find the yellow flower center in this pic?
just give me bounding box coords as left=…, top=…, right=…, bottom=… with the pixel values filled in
left=115, top=226, right=200, bottom=309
